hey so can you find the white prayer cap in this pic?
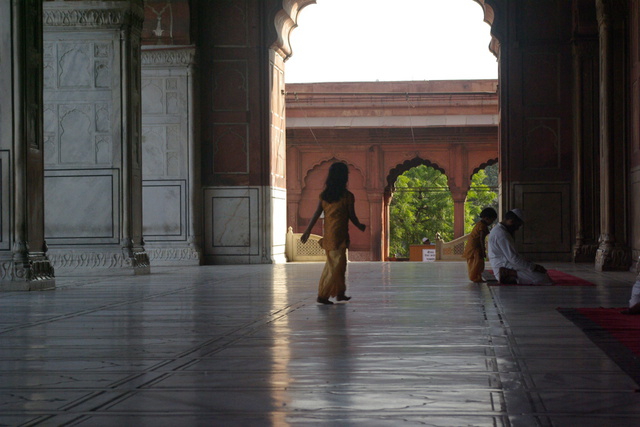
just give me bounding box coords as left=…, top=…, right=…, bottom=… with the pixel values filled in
left=510, top=208, right=524, bottom=222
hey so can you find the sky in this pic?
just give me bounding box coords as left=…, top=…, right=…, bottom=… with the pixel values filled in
left=285, top=0, right=498, bottom=83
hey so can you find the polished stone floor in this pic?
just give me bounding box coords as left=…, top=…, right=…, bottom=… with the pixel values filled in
left=0, top=261, right=639, bottom=426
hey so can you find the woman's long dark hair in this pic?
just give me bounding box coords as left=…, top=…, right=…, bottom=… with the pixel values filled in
left=321, top=162, right=349, bottom=203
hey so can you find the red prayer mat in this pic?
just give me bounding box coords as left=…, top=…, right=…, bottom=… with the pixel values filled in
left=486, top=269, right=595, bottom=286
left=559, top=307, right=640, bottom=385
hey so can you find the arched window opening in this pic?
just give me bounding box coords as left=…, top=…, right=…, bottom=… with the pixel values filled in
left=464, top=163, right=499, bottom=234
left=389, top=165, right=453, bottom=259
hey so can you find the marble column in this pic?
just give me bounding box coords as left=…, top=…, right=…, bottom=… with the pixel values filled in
left=43, top=0, right=149, bottom=274
left=141, top=46, right=201, bottom=265
left=595, top=0, right=630, bottom=271
left=0, top=0, right=55, bottom=290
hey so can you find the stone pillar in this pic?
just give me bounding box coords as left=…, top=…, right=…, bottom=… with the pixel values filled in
left=572, top=28, right=600, bottom=262
left=595, top=0, right=631, bottom=271
left=43, top=0, right=149, bottom=274
left=452, top=194, right=466, bottom=239
left=141, top=46, right=201, bottom=265
left=0, top=0, right=55, bottom=290
left=383, top=189, right=391, bottom=260
left=367, top=193, right=383, bottom=261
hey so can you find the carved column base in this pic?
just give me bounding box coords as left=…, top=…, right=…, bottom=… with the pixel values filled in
left=0, top=253, right=56, bottom=291
left=595, top=241, right=631, bottom=271
left=47, top=246, right=150, bottom=275
left=573, top=241, right=598, bottom=263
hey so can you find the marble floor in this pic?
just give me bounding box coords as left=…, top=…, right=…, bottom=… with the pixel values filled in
left=0, top=261, right=639, bottom=426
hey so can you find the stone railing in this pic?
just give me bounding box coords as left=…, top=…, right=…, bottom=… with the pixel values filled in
left=435, top=232, right=470, bottom=261
left=285, top=227, right=325, bottom=262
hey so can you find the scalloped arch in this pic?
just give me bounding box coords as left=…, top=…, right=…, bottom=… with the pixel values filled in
left=303, top=156, right=365, bottom=188
left=273, top=0, right=502, bottom=60
left=473, top=0, right=501, bottom=57
left=271, top=0, right=317, bottom=60
left=386, top=157, right=447, bottom=190
left=470, top=157, right=499, bottom=180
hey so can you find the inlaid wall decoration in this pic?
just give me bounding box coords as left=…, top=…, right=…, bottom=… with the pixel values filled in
left=524, top=118, right=560, bottom=169
left=44, top=38, right=115, bottom=168
left=210, top=0, right=248, bottom=46
left=522, top=52, right=560, bottom=106
left=212, top=124, right=248, bottom=173
left=141, top=46, right=199, bottom=264
left=212, top=62, right=248, bottom=111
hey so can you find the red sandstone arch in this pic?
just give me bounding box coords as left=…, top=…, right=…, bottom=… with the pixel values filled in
left=273, top=0, right=502, bottom=60
left=470, top=157, right=499, bottom=180
left=271, top=0, right=317, bottom=60
left=386, top=157, right=447, bottom=191
left=298, top=159, right=371, bottom=259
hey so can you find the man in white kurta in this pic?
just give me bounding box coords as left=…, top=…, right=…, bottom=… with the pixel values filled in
left=488, top=209, right=553, bottom=285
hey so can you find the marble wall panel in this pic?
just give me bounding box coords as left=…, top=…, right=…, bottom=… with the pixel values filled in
left=142, top=180, right=185, bottom=240
left=523, top=118, right=561, bottom=169
left=271, top=187, right=287, bottom=263
left=203, top=187, right=260, bottom=262
left=0, top=3, right=11, bottom=255
left=44, top=170, right=119, bottom=244
left=0, top=151, right=10, bottom=251
left=141, top=59, right=193, bottom=256
left=44, top=37, right=116, bottom=169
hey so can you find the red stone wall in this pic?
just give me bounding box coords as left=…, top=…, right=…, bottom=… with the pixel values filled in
left=629, top=0, right=640, bottom=263
left=499, top=0, right=575, bottom=260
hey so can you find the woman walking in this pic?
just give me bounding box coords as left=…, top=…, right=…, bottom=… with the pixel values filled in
left=301, top=162, right=366, bottom=304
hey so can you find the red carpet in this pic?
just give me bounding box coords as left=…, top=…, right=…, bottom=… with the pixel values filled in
left=486, top=269, right=595, bottom=286
left=559, top=307, right=640, bottom=385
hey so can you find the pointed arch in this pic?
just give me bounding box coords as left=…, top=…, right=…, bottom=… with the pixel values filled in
left=470, top=157, right=498, bottom=180
left=386, top=157, right=446, bottom=190
left=273, top=0, right=503, bottom=60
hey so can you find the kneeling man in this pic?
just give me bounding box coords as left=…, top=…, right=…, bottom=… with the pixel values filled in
left=488, top=209, right=553, bottom=285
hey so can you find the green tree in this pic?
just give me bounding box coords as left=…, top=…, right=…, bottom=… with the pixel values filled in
left=389, top=165, right=453, bottom=257
left=464, top=164, right=499, bottom=234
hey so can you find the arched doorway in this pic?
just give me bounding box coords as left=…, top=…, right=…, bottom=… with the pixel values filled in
left=387, top=162, right=454, bottom=259
left=465, top=160, right=499, bottom=233
left=297, top=159, right=371, bottom=260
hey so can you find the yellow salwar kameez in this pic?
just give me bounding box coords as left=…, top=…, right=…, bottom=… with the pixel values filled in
left=462, top=220, right=490, bottom=282
left=317, top=191, right=354, bottom=299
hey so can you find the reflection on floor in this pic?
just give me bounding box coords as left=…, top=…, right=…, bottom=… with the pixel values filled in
left=0, top=262, right=638, bottom=426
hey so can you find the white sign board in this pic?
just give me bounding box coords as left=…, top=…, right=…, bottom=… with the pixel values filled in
left=422, top=248, right=436, bottom=262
